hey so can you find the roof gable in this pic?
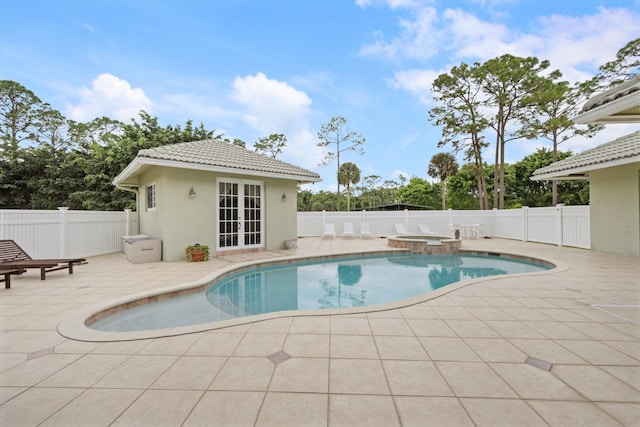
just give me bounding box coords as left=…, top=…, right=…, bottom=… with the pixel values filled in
left=113, top=139, right=321, bottom=186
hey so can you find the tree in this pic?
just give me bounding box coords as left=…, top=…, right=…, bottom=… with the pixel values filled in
left=254, top=133, right=287, bottom=158
left=509, top=148, right=589, bottom=207
left=476, top=54, right=560, bottom=209
left=520, top=79, right=603, bottom=205
left=446, top=163, right=494, bottom=210
left=429, top=63, right=490, bottom=209
left=337, top=162, right=361, bottom=211
left=0, top=80, right=42, bottom=160
left=594, top=38, right=639, bottom=87
left=361, top=175, right=381, bottom=208
left=428, top=152, right=459, bottom=209
left=396, top=177, right=439, bottom=208
left=317, top=116, right=365, bottom=210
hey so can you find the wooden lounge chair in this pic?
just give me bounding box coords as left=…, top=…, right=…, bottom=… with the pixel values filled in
left=0, top=268, right=26, bottom=289
left=0, top=240, right=86, bottom=280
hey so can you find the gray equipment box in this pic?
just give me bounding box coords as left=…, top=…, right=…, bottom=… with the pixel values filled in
left=121, top=235, right=162, bottom=264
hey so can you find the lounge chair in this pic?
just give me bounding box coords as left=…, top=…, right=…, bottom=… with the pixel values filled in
left=394, top=223, right=411, bottom=235
left=342, top=222, right=356, bottom=238
left=0, top=268, right=25, bottom=289
left=418, top=224, right=437, bottom=235
left=322, top=224, right=336, bottom=239
left=0, top=240, right=86, bottom=280
left=360, top=222, right=374, bottom=239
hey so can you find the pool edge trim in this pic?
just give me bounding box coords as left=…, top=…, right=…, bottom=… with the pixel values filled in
left=58, top=249, right=566, bottom=342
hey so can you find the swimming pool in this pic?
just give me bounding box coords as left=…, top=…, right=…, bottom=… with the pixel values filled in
left=89, top=252, right=551, bottom=333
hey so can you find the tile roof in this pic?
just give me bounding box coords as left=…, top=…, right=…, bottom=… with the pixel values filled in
left=127, top=139, right=321, bottom=182
left=532, top=131, right=640, bottom=180
left=573, top=75, right=640, bottom=124
left=581, top=75, right=640, bottom=112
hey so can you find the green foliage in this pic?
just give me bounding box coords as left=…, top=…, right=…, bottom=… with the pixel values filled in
left=337, top=161, right=361, bottom=211
left=446, top=163, right=494, bottom=210
left=317, top=116, right=365, bottom=210
left=507, top=148, right=589, bottom=207
left=428, top=152, right=459, bottom=209
left=254, top=133, right=286, bottom=158
left=595, top=38, right=639, bottom=87
left=396, top=177, right=439, bottom=208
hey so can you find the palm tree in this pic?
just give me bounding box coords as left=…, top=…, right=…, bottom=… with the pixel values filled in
left=428, top=152, right=459, bottom=210
left=337, top=162, right=361, bottom=211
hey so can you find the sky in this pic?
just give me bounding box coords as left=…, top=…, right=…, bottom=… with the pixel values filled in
left=1, top=0, right=639, bottom=192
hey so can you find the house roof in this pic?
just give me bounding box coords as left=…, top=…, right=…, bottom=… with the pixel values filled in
left=113, top=139, right=322, bottom=187
left=531, top=131, right=640, bottom=181
left=572, top=75, right=640, bottom=124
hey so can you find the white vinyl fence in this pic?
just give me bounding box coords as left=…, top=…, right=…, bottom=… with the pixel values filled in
left=0, top=205, right=590, bottom=259
left=0, top=208, right=138, bottom=259
left=298, top=205, right=590, bottom=249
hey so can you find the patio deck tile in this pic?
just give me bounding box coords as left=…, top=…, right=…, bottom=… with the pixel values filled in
left=0, top=237, right=638, bottom=426
left=394, top=396, right=474, bottom=427
left=182, top=391, right=264, bottom=427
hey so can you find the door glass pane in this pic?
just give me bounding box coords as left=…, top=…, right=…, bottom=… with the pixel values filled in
left=219, top=182, right=239, bottom=248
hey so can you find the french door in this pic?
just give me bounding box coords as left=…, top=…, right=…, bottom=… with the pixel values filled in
left=217, top=179, right=263, bottom=250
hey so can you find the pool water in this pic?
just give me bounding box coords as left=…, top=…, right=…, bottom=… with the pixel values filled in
left=90, top=253, right=550, bottom=332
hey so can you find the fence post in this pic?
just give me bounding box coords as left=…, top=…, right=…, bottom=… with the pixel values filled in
left=492, top=208, right=498, bottom=238
left=522, top=206, right=529, bottom=242
left=125, top=209, right=132, bottom=236
left=556, top=204, right=565, bottom=247
left=58, top=207, right=69, bottom=257
left=404, top=209, right=409, bottom=230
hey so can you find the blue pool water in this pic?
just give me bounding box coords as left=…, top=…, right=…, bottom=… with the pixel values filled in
left=91, top=253, right=550, bottom=332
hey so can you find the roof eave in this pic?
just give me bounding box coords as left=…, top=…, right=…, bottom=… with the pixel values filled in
left=531, top=156, right=640, bottom=181
left=572, top=91, right=640, bottom=124
left=113, top=157, right=322, bottom=186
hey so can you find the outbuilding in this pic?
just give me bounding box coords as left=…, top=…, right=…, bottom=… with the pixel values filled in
left=113, top=139, right=321, bottom=261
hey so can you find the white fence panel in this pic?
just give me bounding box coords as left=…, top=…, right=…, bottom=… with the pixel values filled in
left=494, top=209, right=523, bottom=240
left=527, top=207, right=558, bottom=245
left=297, top=206, right=590, bottom=249
left=562, top=205, right=590, bottom=249
left=0, top=209, right=138, bottom=258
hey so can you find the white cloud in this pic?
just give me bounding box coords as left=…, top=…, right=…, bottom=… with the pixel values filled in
left=367, top=4, right=640, bottom=108
left=66, top=73, right=152, bottom=122
left=358, top=6, right=441, bottom=62
left=229, top=72, right=323, bottom=171
left=390, top=68, right=443, bottom=105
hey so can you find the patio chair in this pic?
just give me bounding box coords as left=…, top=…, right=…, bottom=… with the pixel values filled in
left=322, top=223, right=336, bottom=239
left=0, top=240, right=87, bottom=281
left=360, top=222, right=374, bottom=239
left=394, top=223, right=411, bottom=235
left=418, top=224, right=437, bottom=235
left=342, top=222, right=356, bottom=238
left=0, top=267, right=26, bottom=289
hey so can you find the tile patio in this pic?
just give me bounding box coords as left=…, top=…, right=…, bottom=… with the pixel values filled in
left=0, top=237, right=638, bottom=426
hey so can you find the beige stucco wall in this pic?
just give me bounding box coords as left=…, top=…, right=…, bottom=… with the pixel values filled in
left=589, top=162, right=640, bottom=257
left=136, top=167, right=299, bottom=261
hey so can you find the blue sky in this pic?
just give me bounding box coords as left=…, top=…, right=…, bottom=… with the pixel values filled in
left=2, top=0, right=639, bottom=192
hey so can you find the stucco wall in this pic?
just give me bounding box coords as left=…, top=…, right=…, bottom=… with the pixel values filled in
left=590, top=163, right=640, bottom=257
left=137, top=167, right=299, bottom=261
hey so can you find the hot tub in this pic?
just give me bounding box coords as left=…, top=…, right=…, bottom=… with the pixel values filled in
left=387, top=235, right=461, bottom=254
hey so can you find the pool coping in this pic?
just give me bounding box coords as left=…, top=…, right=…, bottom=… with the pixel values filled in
left=57, top=249, right=567, bottom=342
